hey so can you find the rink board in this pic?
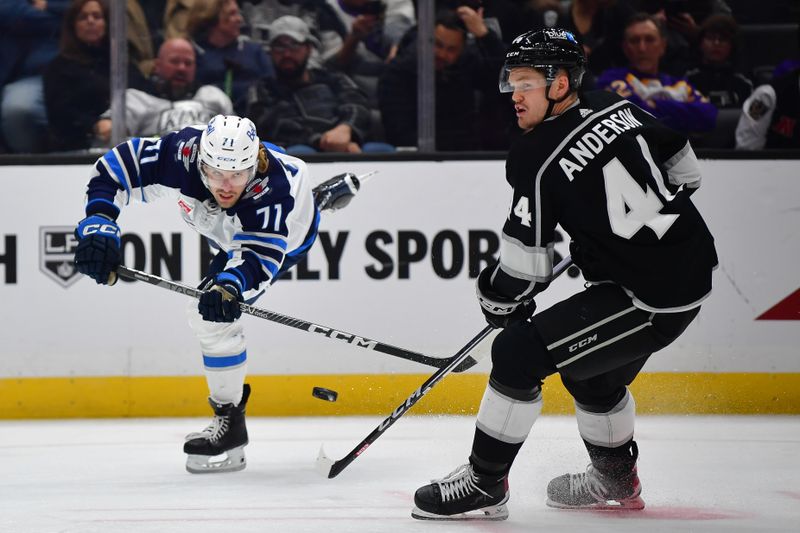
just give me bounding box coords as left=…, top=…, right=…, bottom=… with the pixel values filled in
left=0, top=159, right=798, bottom=417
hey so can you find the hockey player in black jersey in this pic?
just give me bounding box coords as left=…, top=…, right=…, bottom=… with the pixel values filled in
left=412, top=28, right=718, bottom=520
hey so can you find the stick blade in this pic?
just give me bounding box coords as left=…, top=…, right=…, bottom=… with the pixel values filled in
left=315, top=445, right=335, bottom=478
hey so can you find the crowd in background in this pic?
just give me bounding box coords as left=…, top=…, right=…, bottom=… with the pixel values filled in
left=0, top=0, right=798, bottom=155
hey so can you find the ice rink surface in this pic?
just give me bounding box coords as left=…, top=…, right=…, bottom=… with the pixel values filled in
left=1, top=415, right=798, bottom=533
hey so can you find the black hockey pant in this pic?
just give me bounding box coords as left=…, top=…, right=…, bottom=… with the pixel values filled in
left=471, top=283, right=699, bottom=471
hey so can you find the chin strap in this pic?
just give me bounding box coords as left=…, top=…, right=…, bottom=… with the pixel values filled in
left=543, top=82, right=575, bottom=121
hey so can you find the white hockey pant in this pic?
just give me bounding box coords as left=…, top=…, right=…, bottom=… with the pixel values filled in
left=186, top=301, right=248, bottom=405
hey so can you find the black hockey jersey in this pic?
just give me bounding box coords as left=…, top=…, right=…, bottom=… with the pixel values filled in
left=493, top=90, right=718, bottom=312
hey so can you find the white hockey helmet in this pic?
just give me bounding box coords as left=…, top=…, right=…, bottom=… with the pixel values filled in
left=198, top=115, right=260, bottom=188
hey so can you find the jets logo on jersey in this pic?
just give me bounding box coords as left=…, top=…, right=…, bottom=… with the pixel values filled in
left=242, top=175, right=271, bottom=201
left=176, top=136, right=199, bottom=172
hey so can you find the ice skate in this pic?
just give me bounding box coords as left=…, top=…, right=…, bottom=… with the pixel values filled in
left=546, top=441, right=644, bottom=510
left=411, top=463, right=509, bottom=521
left=184, top=384, right=250, bottom=474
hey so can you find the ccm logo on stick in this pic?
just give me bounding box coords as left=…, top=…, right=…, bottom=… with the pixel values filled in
left=569, top=333, right=598, bottom=352
left=309, top=324, right=378, bottom=349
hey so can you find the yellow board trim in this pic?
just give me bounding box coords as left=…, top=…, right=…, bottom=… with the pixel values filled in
left=1, top=373, right=799, bottom=419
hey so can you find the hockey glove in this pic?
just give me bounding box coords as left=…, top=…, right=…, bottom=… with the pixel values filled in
left=198, top=275, right=243, bottom=322
left=74, top=214, right=122, bottom=285
left=476, top=266, right=536, bottom=329
left=312, top=173, right=360, bottom=211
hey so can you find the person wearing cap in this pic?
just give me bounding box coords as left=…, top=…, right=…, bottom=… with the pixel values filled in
left=247, top=15, right=391, bottom=153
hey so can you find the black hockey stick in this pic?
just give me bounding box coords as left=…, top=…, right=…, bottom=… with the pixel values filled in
left=111, top=265, right=479, bottom=372
left=315, top=255, right=574, bottom=479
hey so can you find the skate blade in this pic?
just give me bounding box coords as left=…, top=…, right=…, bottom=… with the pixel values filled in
left=546, top=495, right=645, bottom=511
left=186, top=446, right=246, bottom=474
left=411, top=502, right=509, bottom=521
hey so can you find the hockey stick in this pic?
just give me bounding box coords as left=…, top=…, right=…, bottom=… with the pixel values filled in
left=315, top=255, right=574, bottom=479
left=112, top=265, right=480, bottom=372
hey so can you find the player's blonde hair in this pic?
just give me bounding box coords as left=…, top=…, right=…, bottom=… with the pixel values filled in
left=257, top=144, right=269, bottom=174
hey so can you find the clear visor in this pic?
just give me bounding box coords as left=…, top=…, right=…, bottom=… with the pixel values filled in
left=498, top=67, right=550, bottom=93
left=200, top=161, right=255, bottom=187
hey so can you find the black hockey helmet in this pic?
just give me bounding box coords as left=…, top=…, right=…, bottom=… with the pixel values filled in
left=499, top=28, right=587, bottom=94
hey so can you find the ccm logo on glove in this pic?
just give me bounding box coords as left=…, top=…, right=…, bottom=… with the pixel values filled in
left=80, top=222, right=120, bottom=239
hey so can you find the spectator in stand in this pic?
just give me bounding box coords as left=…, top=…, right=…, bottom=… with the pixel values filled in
left=127, top=0, right=156, bottom=78
left=317, top=0, right=415, bottom=103
left=188, top=0, right=274, bottom=115
left=735, top=66, right=800, bottom=150
left=43, top=0, right=148, bottom=151
left=102, top=37, right=233, bottom=139
left=241, top=0, right=328, bottom=54
left=561, top=0, right=637, bottom=79
left=436, top=0, right=529, bottom=47
left=526, top=0, right=636, bottom=81
left=684, top=14, right=751, bottom=109
left=597, top=13, right=716, bottom=135
left=165, top=0, right=197, bottom=39
left=247, top=15, right=389, bottom=153
left=634, top=0, right=732, bottom=76
left=378, top=7, right=506, bottom=150
left=0, top=0, right=69, bottom=153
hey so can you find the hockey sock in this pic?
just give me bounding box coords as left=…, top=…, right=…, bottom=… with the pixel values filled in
left=471, top=378, right=542, bottom=472
left=575, top=388, right=637, bottom=478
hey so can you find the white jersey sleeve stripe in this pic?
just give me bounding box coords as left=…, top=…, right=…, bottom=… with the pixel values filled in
left=233, top=233, right=287, bottom=250
left=499, top=235, right=554, bottom=281
left=99, top=153, right=131, bottom=205
left=662, top=141, right=701, bottom=189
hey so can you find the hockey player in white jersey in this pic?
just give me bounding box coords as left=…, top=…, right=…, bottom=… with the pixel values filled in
left=411, top=29, right=717, bottom=520
left=73, top=114, right=357, bottom=473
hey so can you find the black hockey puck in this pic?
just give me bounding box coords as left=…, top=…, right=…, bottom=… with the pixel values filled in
left=312, top=387, right=338, bottom=402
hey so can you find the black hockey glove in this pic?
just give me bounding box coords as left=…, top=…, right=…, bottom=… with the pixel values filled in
left=198, top=275, right=244, bottom=322
left=476, top=266, right=536, bottom=329
left=74, top=214, right=121, bottom=285
left=312, top=173, right=360, bottom=211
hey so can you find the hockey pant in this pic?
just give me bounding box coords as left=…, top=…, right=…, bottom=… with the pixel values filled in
left=187, top=234, right=317, bottom=405
left=471, top=283, right=699, bottom=473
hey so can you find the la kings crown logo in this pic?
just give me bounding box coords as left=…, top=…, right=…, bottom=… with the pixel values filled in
left=40, top=227, right=81, bottom=288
